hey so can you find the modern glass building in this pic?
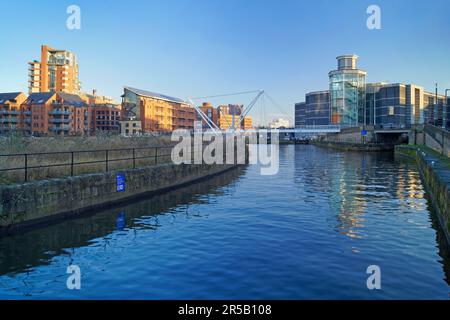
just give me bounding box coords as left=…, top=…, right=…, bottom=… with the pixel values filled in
left=294, top=54, right=449, bottom=130
left=375, top=84, right=408, bottom=128
left=305, top=91, right=330, bottom=125
left=365, top=82, right=391, bottom=126
left=329, top=55, right=366, bottom=126
left=294, top=102, right=306, bottom=127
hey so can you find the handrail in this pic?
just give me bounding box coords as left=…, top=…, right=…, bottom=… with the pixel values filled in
left=0, top=145, right=176, bottom=183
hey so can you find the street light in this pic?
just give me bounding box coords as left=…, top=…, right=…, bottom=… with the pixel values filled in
left=445, top=89, right=450, bottom=130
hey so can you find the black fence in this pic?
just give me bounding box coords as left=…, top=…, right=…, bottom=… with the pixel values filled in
left=0, top=146, right=174, bottom=183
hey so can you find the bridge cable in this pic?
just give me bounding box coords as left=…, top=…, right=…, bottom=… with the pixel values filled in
left=191, top=90, right=262, bottom=100
left=264, top=92, right=293, bottom=125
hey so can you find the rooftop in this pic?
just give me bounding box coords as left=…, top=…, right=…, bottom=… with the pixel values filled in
left=0, top=92, right=23, bottom=104
left=25, top=92, right=55, bottom=105
left=336, top=54, right=359, bottom=59
left=124, top=86, right=187, bottom=105
left=306, top=90, right=330, bottom=96
left=57, top=92, right=86, bottom=107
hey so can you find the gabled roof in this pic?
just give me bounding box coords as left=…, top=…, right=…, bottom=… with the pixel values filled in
left=124, top=86, right=187, bottom=104
left=25, top=92, right=55, bottom=105
left=56, top=92, right=87, bottom=107
left=0, top=92, right=23, bottom=104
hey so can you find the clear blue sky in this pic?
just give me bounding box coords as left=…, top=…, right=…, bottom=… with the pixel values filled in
left=1, top=0, right=449, bottom=125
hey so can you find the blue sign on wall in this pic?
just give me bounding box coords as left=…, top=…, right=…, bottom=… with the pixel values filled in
left=361, top=129, right=367, bottom=136
left=116, top=173, right=125, bottom=192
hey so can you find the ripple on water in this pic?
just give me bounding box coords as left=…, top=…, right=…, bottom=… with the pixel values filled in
left=0, top=145, right=448, bottom=299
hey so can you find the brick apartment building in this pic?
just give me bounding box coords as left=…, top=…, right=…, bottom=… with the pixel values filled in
left=121, top=87, right=196, bottom=135
left=0, top=91, right=122, bottom=136
left=28, top=45, right=80, bottom=95
left=21, top=92, right=90, bottom=136
left=0, top=92, right=28, bottom=133
left=198, top=102, right=253, bottom=130
left=91, top=104, right=121, bottom=133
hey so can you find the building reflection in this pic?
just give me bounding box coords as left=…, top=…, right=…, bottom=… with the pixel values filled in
left=294, top=146, right=435, bottom=238
left=328, top=153, right=369, bottom=239
left=294, top=145, right=449, bottom=284
left=329, top=152, right=427, bottom=239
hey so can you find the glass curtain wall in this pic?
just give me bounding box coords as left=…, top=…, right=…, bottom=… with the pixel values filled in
left=330, top=72, right=366, bottom=126
left=122, top=89, right=140, bottom=120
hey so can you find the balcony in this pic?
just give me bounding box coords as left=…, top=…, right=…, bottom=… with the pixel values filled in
left=49, top=109, right=71, bottom=115
left=50, top=125, right=71, bottom=131
left=48, top=58, right=68, bottom=65
left=0, top=125, right=18, bottom=130
left=49, top=117, right=72, bottom=123
left=0, top=118, right=19, bottom=123
left=1, top=110, right=20, bottom=115
left=23, top=110, right=32, bottom=115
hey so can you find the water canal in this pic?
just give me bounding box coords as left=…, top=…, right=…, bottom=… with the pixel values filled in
left=0, top=145, right=448, bottom=299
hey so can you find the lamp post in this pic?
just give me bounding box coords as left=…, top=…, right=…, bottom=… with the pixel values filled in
left=445, top=89, right=450, bottom=130
left=435, top=83, right=439, bottom=127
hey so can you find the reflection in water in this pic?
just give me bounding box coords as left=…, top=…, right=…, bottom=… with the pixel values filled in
left=0, top=145, right=448, bottom=299
left=294, top=149, right=431, bottom=240
left=293, top=147, right=450, bottom=291
left=0, top=166, right=247, bottom=277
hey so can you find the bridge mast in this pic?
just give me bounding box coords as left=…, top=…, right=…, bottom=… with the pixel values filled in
left=188, top=90, right=264, bottom=133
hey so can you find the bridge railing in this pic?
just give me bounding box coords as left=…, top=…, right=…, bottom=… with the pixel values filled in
left=292, top=125, right=341, bottom=131
left=422, top=124, right=450, bottom=156
left=373, top=124, right=412, bottom=130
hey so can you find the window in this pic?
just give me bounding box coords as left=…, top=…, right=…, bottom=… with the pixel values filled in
left=388, top=106, right=395, bottom=116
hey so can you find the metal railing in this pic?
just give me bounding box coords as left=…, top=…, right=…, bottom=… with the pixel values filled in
left=0, top=146, right=174, bottom=183
left=49, top=110, right=71, bottom=115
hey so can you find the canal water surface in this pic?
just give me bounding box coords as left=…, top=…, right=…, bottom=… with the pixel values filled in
left=0, top=145, right=449, bottom=299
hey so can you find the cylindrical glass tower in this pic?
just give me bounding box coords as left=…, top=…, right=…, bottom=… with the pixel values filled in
left=329, top=55, right=366, bottom=126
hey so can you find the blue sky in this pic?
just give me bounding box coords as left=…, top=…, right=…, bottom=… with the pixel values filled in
left=1, top=0, right=449, bottom=124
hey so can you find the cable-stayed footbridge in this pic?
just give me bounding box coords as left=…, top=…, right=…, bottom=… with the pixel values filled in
left=189, top=90, right=341, bottom=135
